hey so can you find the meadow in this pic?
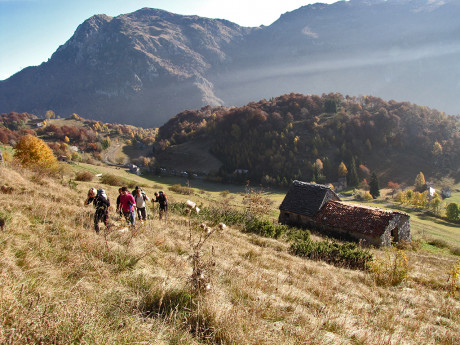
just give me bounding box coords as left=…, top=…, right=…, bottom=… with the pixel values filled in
left=0, top=159, right=459, bottom=344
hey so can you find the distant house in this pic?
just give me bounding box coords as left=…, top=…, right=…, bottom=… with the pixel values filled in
left=128, top=163, right=141, bottom=175
left=233, top=169, right=248, bottom=175
left=441, top=187, right=452, bottom=199
left=331, top=177, right=347, bottom=192
left=279, top=181, right=410, bottom=247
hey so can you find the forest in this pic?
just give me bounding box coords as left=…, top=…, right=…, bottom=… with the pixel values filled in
left=157, top=93, right=460, bottom=186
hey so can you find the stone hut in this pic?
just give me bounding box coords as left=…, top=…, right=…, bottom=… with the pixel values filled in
left=279, top=181, right=410, bottom=247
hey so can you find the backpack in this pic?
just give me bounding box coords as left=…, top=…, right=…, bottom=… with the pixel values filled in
left=158, top=192, right=167, bottom=205
left=97, top=188, right=108, bottom=201
left=133, top=188, right=147, bottom=201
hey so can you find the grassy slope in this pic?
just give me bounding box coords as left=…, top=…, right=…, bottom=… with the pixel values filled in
left=0, top=162, right=459, bottom=344
left=154, top=138, right=222, bottom=173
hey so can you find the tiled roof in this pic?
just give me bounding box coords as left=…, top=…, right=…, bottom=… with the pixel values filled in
left=313, top=201, right=407, bottom=236
left=279, top=181, right=340, bottom=217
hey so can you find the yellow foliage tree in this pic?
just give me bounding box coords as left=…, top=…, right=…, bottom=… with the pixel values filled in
left=14, top=135, right=57, bottom=168
left=414, top=171, right=426, bottom=192
left=45, top=110, right=55, bottom=119
left=338, top=161, right=348, bottom=177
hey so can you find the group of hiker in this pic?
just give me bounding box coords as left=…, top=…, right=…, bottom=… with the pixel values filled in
left=85, top=186, right=168, bottom=233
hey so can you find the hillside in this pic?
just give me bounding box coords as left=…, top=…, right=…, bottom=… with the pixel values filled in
left=156, top=93, right=460, bottom=185
left=0, top=112, right=157, bottom=166
left=0, top=160, right=459, bottom=344
left=1, top=1, right=460, bottom=126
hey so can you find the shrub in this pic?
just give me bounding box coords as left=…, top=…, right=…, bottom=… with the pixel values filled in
left=75, top=171, right=94, bottom=182
left=290, top=239, right=373, bottom=270
left=428, top=239, right=449, bottom=249
left=100, top=174, right=136, bottom=188
left=451, top=247, right=460, bottom=256
left=219, top=190, right=230, bottom=198
left=356, top=190, right=373, bottom=201
left=244, top=218, right=288, bottom=239
left=170, top=202, right=246, bottom=226
left=368, top=248, right=409, bottom=286
left=169, top=184, right=193, bottom=195
left=100, top=174, right=125, bottom=186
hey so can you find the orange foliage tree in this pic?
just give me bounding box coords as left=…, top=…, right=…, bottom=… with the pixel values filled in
left=14, top=134, right=57, bottom=168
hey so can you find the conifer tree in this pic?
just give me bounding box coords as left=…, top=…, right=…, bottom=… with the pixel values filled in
left=348, top=157, right=359, bottom=187
left=369, top=172, right=380, bottom=199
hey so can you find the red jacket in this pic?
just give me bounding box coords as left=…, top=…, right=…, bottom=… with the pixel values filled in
left=120, top=193, right=135, bottom=212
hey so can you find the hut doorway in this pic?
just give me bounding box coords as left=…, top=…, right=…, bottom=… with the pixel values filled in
left=391, top=227, right=399, bottom=243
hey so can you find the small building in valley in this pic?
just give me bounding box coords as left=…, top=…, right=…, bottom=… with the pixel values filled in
left=279, top=180, right=410, bottom=247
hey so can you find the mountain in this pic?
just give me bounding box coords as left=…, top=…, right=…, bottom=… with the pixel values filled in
left=1, top=0, right=460, bottom=127
left=0, top=9, right=251, bottom=127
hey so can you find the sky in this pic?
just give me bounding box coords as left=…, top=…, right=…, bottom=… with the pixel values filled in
left=0, top=0, right=339, bottom=81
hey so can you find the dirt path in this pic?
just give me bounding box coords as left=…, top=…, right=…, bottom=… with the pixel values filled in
left=101, top=143, right=128, bottom=165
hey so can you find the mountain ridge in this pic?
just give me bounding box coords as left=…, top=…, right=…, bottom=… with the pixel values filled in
left=1, top=0, right=460, bottom=127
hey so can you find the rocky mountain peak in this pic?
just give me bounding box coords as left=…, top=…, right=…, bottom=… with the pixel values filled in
left=1, top=1, right=460, bottom=127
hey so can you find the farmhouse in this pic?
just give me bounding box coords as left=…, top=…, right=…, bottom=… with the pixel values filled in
left=279, top=180, right=410, bottom=247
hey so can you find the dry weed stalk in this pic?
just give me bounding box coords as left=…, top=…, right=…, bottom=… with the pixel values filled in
left=189, top=223, right=217, bottom=295
left=243, top=181, right=271, bottom=220
left=447, top=258, right=460, bottom=297
left=368, top=248, right=410, bottom=286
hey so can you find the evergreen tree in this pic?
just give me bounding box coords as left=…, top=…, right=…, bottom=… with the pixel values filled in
left=369, top=172, right=380, bottom=199
left=348, top=157, right=359, bottom=187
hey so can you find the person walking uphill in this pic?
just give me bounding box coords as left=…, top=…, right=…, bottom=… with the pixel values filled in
left=155, top=190, right=168, bottom=220
left=134, top=187, right=149, bottom=223
left=119, top=186, right=136, bottom=227
left=85, top=187, right=110, bottom=234
left=115, top=188, right=123, bottom=218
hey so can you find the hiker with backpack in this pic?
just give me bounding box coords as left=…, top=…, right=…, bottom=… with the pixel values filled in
left=115, top=188, right=123, bottom=219
left=85, top=187, right=110, bottom=234
left=155, top=190, right=168, bottom=220
left=133, top=186, right=149, bottom=223
left=119, top=186, right=136, bottom=227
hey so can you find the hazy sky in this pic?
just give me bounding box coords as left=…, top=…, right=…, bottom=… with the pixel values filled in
left=0, top=0, right=339, bottom=80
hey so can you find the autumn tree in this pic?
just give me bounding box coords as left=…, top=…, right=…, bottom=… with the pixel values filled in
left=313, top=159, right=325, bottom=183
left=45, top=110, right=55, bottom=120
left=14, top=134, right=57, bottom=168
left=338, top=161, right=348, bottom=178
left=360, top=178, right=370, bottom=190
left=429, top=194, right=442, bottom=216
left=359, top=164, right=370, bottom=177
left=369, top=172, right=380, bottom=199
left=432, top=141, right=443, bottom=156
left=414, top=172, right=426, bottom=192
left=387, top=181, right=400, bottom=197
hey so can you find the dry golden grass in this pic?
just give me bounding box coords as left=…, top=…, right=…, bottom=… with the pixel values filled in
left=0, top=163, right=459, bottom=344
